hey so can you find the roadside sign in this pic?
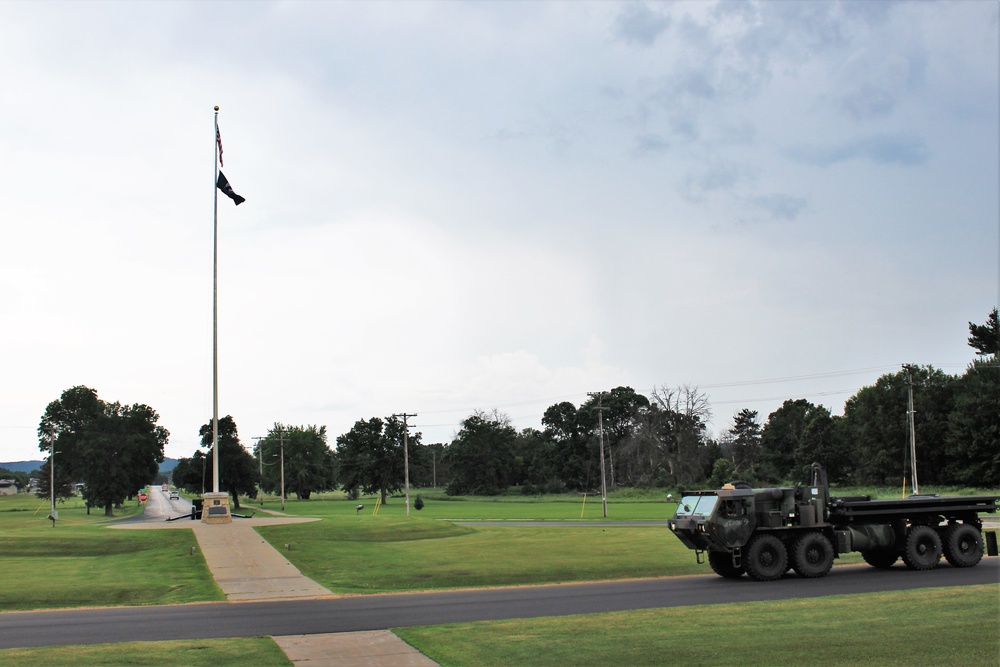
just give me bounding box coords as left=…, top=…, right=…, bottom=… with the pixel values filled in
left=138, top=492, right=148, bottom=502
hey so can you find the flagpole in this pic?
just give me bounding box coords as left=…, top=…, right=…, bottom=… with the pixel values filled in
left=212, top=106, right=220, bottom=495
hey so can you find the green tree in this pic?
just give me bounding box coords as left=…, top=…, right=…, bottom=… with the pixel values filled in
left=445, top=409, right=517, bottom=496
left=171, top=450, right=209, bottom=495
left=839, top=366, right=956, bottom=486
left=256, top=424, right=336, bottom=500
left=579, top=387, right=649, bottom=488
left=944, top=359, right=1000, bottom=485
left=197, top=416, right=258, bottom=509
left=38, top=386, right=167, bottom=516
left=759, top=400, right=813, bottom=483
left=759, top=400, right=845, bottom=483
left=541, top=401, right=591, bottom=491
left=726, top=409, right=762, bottom=481
left=336, top=416, right=412, bottom=504
left=32, top=459, right=75, bottom=502
left=968, top=307, right=999, bottom=357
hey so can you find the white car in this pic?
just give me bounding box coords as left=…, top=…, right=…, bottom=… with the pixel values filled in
left=168, top=490, right=180, bottom=500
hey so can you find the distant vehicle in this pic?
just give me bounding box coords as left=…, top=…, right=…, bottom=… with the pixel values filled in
left=162, top=484, right=169, bottom=492
left=169, top=490, right=179, bottom=500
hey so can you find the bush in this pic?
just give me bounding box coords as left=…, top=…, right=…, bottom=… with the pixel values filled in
left=414, top=495, right=424, bottom=510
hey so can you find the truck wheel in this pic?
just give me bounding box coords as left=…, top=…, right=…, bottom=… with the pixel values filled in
left=744, top=534, right=787, bottom=582
left=861, top=549, right=898, bottom=569
left=791, top=532, right=834, bottom=578
left=708, top=551, right=744, bottom=579
left=902, top=525, right=942, bottom=570
left=942, top=524, right=983, bottom=568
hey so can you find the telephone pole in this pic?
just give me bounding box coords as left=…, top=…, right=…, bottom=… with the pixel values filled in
left=393, top=413, right=417, bottom=516
left=587, top=392, right=608, bottom=518
left=903, top=364, right=919, bottom=495
left=252, top=436, right=265, bottom=506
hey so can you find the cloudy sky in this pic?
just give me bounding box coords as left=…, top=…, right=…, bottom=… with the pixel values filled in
left=1, top=1, right=996, bottom=463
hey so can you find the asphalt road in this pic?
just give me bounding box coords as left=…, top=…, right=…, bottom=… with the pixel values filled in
left=1, top=560, right=996, bottom=649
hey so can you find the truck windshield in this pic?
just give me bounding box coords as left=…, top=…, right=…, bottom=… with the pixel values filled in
left=675, top=494, right=718, bottom=518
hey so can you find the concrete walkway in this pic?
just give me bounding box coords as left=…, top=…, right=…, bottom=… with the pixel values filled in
left=112, top=502, right=438, bottom=665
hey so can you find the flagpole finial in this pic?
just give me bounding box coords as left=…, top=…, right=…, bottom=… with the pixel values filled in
left=214, top=105, right=220, bottom=111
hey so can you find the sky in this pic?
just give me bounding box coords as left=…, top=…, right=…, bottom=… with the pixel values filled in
left=0, top=1, right=997, bottom=463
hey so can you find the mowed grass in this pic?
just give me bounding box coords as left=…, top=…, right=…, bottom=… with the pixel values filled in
left=397, top=585, right=1000, bottom=667
left=0, top=637, right=291, bottom=666
left=262, top=492, right=673, bottom=521
left=255, top=514, right=702, bottom=593
left=0, top=495, right=223, bottom=611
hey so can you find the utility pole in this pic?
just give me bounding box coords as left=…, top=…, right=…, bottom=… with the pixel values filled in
left=903, top=364, right=919, bottom=495
left=252, top=436, right=264, bottom=506
left=49, top=441, right=56, bottom=527
left=587, top=392, right=608, bottom=518
left=393, top=413, right=417, bottom=516
left=278, top=428, right=286, bottom=511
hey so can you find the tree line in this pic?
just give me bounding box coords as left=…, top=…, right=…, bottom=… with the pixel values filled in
left=40, top=310, right=998, bottom=508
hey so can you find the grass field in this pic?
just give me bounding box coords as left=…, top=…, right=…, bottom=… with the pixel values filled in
left=396, top=585, right=1000, bottom=667
left=0, top=637, right=291, bottom=666
left=0, top=488, right=997, bottom=665
left=0, top=494, right=223, bottom=611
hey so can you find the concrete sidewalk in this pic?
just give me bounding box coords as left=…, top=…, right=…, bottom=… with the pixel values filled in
left=112, top=514, right=439, bottom=665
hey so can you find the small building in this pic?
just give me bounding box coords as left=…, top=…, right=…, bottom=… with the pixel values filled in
left=0, top=479, right=17, bottom=496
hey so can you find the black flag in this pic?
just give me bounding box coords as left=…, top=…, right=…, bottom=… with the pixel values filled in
left=217, top=171, right=245, bottom=206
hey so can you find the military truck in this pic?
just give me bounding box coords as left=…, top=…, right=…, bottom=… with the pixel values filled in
left=667, top=463, right=1000, bottom=581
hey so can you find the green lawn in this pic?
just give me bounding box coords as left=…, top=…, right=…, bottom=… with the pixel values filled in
left=0, top=637, right=290, bottom=666
left=258, top=492, right=673, bottom=521
left=397, top=585, right=1000, bottom=667
left=0, top=490, right=997, bottom=665
left=257, top=516, right=700, bottom=593
left=0, top=495, right=223, bottom=611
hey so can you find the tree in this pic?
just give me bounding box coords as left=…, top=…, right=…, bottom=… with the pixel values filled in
left=839, top=366, right=956, bottom=486
left=541, top=401, right=591, bottom=491
left=445, top=410, right=517, bottom=496
left=256, top=424, right=336, bottom=500
left=172, top=450, right=209, bottom=495
left=579, top=387, right=649, bottom=488
left=408, top=442, right=450, bottom=489
left=759, top=400, right=813, bottom=483
left=726, top=409, right=762, bottom=481
left=336, top=416, right=412, bottom=504
left=32, top=459, right=75, bottom=501
left=197, top=416, right=257, bottom=509
left=760, top=400, right=845, bottom=483
left=944, top=359, right=1000, bottom=486
left=37, top=386, right=167, bottom=516
left=968, top=307, right=999, bottom=357
left=642, top=385, right=712, bottom=487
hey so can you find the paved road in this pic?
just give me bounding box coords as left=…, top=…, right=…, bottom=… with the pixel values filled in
left=1, top=560, right=995, bottom=650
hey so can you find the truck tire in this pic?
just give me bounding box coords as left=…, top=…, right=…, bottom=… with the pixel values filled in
left=861, top=549, right=898, bottom=569
left=791, top=532, right=834, bottom=578
left=902, top=525, right=942, bottom=570
left=942, top=524, right=983, bottom=568
left=708, top=550, right=744, bottom=579
left=744, top=534, right=787, bottom=582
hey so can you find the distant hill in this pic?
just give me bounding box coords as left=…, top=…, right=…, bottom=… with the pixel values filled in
left=1, top=458, right=179, bottom=474
left=0, top=461, right=43, bottom=474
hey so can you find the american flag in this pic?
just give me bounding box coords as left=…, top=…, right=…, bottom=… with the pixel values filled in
left=216, top=126, right=224, bottom=167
